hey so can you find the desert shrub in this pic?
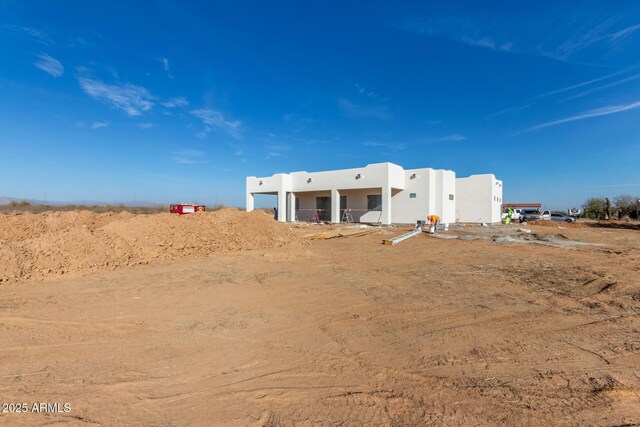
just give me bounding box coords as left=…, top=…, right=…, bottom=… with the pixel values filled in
left=583, top=197, right=607, bottom=219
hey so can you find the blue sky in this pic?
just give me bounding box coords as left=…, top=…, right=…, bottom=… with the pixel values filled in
left=1, top=1, right=639, bottom=209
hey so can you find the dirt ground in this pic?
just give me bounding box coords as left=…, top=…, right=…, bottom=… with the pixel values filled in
left=0, top=214, right=639, bottom=426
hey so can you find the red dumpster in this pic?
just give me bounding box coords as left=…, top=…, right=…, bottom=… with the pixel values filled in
left=169, top=204, right=206, bottom=214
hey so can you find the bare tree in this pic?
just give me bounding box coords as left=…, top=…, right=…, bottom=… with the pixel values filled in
left=614, top=194, right=639, bottom=219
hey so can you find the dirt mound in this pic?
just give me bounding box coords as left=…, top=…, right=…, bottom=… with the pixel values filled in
left=0, top=209, right=303, bottom=283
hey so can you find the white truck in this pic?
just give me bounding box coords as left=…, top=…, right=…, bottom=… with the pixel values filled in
left=501, top=208, right=523, bottom=222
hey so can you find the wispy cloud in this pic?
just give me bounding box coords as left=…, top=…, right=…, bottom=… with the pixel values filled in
left=91, top=121, right=109, bottom=129
left=191, top=108, right=241, bottom=138
left=561, top=73, right=640, bottom=102
left=484, top=65, right=640, bottom=120
left=427, top=134, right=467, bottom=143
left=461, top=36, right=514, bottom=53
left=339, top=98, right=391, bottom=120
left=554, top=21, right=640, bottom=60
left=2, top=24, right=52, bottom=45
left=172, top=149, right=209, bottom=164
left=355, top=83, right=386, bottom=100
left=161, top=96, right=189, bottom=108
left=266, top=143, right=292, bottom=158
left=536, top=66, right=639, bottom=99
left=34, top=53, right=64, bottom=78
left=360, top=134, right=466, bottom=151
left=609, top=24, right=640, bottom=41
left=77, top=73, right=155, bottom=117
left=161, top=57, right=173, bottom=78
left=394, top=14, right=518, bottom=55
left=391, top=4, right=640, bottom=65
left=138, top=122, right=153, bottom=129
left=522, top=100, right=640, bottom=133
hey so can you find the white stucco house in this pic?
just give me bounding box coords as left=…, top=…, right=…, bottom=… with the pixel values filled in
left=246, top=162, right=502, bottom=225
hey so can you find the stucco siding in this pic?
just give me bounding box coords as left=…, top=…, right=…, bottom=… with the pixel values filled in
left=247, top=162, right=500, bottom=225
left=456, top=174, right=502, bottom=223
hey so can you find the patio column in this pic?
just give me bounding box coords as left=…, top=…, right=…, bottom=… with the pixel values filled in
left=287, top=192, right=296, bottom=222
left=331, top=188, right=340, bottom=224
left=246, top=192, right=254, bottom=212
left=277, top=190, right=286, bottom=222
left=381, top=185, right=392, bottom=225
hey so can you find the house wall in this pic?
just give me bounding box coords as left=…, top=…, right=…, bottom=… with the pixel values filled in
left=490, top=176, right=504, bottom=223
left=293, top=191, right=330, bottom=221
left=288, top=163, right=405, bottom=192
left=456, top=174, right=503, bottom=223
left=247, top=162, right=497, bottom=225
left=247, top=163, right=405, bottom=224
left=439, top=169, right=457, bottom=224
left=390, top=168, right=456, bottom=224
left=295, top=189, right=383, bottom=223
left=339, top=188, right=383, bottom=223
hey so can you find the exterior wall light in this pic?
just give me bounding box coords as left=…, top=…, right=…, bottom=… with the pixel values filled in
left=307, top=178, right=312, bottom=183
left=410, top=173, right=417, bottom=179
left=259, top=180, right=263, bottom=185
left=355, top=173, right=361, bottom=179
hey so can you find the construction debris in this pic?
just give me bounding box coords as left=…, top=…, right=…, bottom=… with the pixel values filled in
left=304, top=228, right=380, bottom=240
left=383, top=229, right=422, bottom=245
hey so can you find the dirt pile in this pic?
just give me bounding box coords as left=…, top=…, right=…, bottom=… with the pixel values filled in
left=0, top=208, right=302, bottom=283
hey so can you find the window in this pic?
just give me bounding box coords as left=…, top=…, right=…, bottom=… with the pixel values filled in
left=409, top=193, right=417, bottom=199
left=367, top=195, right=382, bottom=211
left=449, top=194, right=454, bottom=201
left=340, top=195, right=347, bottom=210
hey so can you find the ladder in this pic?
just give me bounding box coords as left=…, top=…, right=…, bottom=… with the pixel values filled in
left=311, top=209, right=322, bottom=224
left=341, top=209, right=353, bottom=223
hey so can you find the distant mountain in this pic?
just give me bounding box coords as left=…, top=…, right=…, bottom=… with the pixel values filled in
left=0, top=196, right=163, bottom=207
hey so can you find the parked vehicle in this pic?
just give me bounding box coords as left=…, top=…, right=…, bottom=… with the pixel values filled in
left=520, top=209, right=542, bottom=222
left=568, top=208, right=582, bottom=217
left=541, top=210, right=551, bottom=220
left=550, top=213, right=576, bottom=223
